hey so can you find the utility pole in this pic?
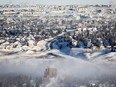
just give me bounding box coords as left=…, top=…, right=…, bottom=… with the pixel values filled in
left=109, top=0, right=113, bottom=7
left=8, top=0, right=11, bottom=7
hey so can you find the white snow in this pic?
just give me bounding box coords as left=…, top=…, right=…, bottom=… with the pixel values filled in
left=0, top=45, right=116, bottom=87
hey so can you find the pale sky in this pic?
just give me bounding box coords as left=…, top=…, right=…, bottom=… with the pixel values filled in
left=0, top=0, right=116, bottom=5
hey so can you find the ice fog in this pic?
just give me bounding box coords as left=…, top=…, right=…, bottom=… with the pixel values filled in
left=0, top=51, right=116, bottom=80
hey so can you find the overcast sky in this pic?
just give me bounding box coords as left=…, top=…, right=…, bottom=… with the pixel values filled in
left=0, top=0, right=116, bottom=5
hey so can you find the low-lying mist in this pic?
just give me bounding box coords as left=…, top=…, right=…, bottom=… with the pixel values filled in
left=0, top=52, right=116, bottom=87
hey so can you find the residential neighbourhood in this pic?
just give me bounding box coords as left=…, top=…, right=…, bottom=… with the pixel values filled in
left=0, top=4, right=116, bottom=87
left=0, top=4, right=116, bottom=51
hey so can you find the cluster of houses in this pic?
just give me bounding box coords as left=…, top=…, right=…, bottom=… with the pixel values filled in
left=0, top=4, right=116, bottom=51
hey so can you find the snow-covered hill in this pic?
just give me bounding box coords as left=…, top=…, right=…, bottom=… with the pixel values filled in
left=0, top=34, right=116, bottom=87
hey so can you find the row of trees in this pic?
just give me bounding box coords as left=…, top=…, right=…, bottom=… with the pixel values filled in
left=50, top=21, right=116, bottom=51
left=0, top=74, right=42, bottom=87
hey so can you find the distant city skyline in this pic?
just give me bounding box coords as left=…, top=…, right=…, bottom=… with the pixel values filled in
left=0, top=0, right=116, bottom=5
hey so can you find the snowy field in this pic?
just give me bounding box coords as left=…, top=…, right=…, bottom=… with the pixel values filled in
left=0, top=48, right=116, bottom=87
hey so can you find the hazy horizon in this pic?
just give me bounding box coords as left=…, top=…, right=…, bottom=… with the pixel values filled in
left=0, top=0, right=116, bottom=5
